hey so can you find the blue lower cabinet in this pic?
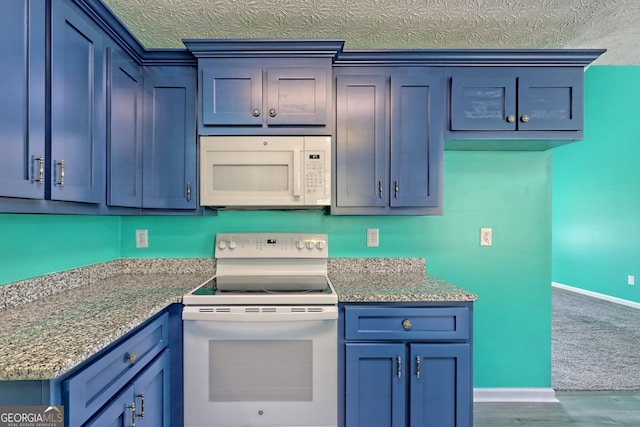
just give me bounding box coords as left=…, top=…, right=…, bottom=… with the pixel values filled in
left=85, top=350, right=170, bottom=427
left=342, top=304, right=473, bottom=427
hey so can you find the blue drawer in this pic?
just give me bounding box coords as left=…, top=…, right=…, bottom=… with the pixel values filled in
left=344, top=306, right=469, bottom=341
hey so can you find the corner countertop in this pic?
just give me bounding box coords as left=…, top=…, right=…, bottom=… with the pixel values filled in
left=0, top=259, right=213, bottom=381
left=0, top=257, right=474, bottom=381
left=328, top=258, right=477, bottom=303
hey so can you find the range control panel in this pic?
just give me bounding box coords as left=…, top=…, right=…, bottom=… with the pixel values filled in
left=215, top=233, right=328, bottom=258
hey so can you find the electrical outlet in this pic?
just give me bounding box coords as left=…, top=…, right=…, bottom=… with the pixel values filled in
left=628, top=275, right=635, bottom=286
left=136, top=229, right=149, bottom=248
left=480, top=228, right=492, bottom=246
left=367, top=228, right=379, bottom=247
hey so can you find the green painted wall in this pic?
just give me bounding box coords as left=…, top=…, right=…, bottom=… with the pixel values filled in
left=0, top=214, right=120, bottom=284
left=553, top=66, right=640, bottom=303
left=119, top=150, right=552, bottom=389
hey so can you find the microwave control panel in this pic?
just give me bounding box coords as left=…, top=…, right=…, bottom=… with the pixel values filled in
left=302, top=136, right=331, bottom=205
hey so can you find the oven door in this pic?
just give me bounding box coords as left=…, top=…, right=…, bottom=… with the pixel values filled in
left=183, top=306, right=338, bottom=427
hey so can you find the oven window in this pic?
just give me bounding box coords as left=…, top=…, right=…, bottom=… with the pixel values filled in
left=208, top=340, right=312, bottom=402
left=212, top=164, right=289, bottom=191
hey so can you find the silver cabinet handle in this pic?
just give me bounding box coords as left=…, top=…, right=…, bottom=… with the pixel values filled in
left=416, top=356, right=421, bottom=379
left=56, top=160, right=65, bottom=187
left=378, top=181, right=383, bottom=199
left=394, top=181, right=399, bottom=199
left=136, top=393, right=145, bottom=418
left=32, top=156, right=44, bottom=184
left=126, top=402, right=136, bottom=427
left=187, top=182, right=192, bottom=201
left=397, top=356, right=402, bottom=379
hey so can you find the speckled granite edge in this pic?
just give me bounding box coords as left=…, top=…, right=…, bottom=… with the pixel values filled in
left=0, top=258, right=214, bottom=311
left=328, top=257, right=425, bottom=274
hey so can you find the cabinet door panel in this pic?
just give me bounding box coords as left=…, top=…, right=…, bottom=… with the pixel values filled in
left=266, top=68, right=327, bottom=125
left=107, top=47, right=143, bottom=207
left=51, top=2, right=106, bottom=203
left=518, top=70, right=583, bottom=131
left=143, top=67, right=197, bottom=209
left=134, top=350, right=170, bottom=427
left=336, top=75, right=388, bottom=208
left=0, top=0, right=45, bottom=199
left=410, top=344, right=472, bottom=427
left=450, top=75, right=516, bottom=131
left=345, top=343, right=405, bottom=427
left=84, top=384, right=135, bottom=427
left=201, top=66, right=262, bottom=125
left=391, top=70, right=442, bottom=207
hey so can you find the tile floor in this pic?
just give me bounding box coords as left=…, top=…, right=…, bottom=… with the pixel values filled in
left=474, top=392, right=640, bottom=426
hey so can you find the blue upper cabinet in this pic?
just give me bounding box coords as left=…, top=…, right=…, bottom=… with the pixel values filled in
left=107, top=46, right=144, bottom=208
left=333, top=67, right=443, bottom=215
left=51, top=0, right=107, bottom=203
left=446, top=66, right=586, bottom=145
left=141, top=66, right=198, bottom=210
left=184, top=39, right=344, bottom=136
left=0, top=0, right=46, bottom=199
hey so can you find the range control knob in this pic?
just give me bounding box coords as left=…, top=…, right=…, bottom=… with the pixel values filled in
left=306, top=240, right=315, bottom=250
left=217, top=240, right=227, bottom=250
left=296, top=240, right=305, bottom=250
left=228, top=240, right=237, bottom=250
left=316, top=241, right=326, bottom=250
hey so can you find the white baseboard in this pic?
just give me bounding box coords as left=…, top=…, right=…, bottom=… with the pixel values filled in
left=552, top=282, right=640, bottom=310
left=474, top=388, right=558, bottom=402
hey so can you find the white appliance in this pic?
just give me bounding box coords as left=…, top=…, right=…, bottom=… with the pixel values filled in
left=183, top=233, right=338, bottom=427
left=199, top=136, right=331, bottom=208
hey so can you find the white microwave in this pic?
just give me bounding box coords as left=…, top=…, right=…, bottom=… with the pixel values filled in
left=199, top=136, right=331, bottom=208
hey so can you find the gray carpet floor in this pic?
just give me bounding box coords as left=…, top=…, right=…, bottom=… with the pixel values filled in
left=552, top=287, right=640, bottom=391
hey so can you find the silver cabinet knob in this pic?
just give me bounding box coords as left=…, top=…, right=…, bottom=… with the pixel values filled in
left=252, top=108, right=261, bottom=117
left=402, top=319, right=412, bottom=330
left=269, top=108, right=277, bottom=117
left=506, top=115, right=515, bottom=123
left=521, top=114, right=530, bottom=123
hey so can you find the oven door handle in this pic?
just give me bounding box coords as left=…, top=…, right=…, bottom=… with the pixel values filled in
left=183, top=308, right=338, bottom=322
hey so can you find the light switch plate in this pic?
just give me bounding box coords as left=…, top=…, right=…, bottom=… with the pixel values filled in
left=136, top=229, right=149, bottom=248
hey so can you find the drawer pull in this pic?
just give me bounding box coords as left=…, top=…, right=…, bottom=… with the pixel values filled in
left=32, top=155, right=44, bottom=184
left=269, top=108, right=277, bottom=117
left=416, top=356, right=421, bottom=379
left=397, top=356, right=402, bottom=379
left=127, top=352, right=137, bottom=364
left=402, top=319, right=412, bottom=330
left=252, top=108, right=261, bottom=117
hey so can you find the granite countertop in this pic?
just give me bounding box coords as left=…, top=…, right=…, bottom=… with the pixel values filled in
left=0, top=259, right=213, bottom=381
left=328, top=258, right=477, bottom=303
left=0, top=257, right=475, bottom=381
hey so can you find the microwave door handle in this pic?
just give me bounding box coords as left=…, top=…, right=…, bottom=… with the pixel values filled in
left=293, top=149, right=301, bottom=198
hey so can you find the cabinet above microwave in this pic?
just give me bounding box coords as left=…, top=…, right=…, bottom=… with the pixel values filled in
left=199, top=136, right=331, bottom=208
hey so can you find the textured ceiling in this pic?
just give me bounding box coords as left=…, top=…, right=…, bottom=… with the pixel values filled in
left=103, top=0, right=640, bottom=65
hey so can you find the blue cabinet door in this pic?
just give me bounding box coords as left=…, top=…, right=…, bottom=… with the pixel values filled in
left=107, top=47, right=144, bottom=208
left=51, top=0, right=106, bottom=203
left=0, top=0, right=46, bottom=199
left=410, top=344, right=472, bottom=427
left=201, top=66, right=263, bottom=125
left=335, top=74, right=388, bottom=208
left=345, top=343, right=406, bottom=427
left=266, top=67, right=328, bottom=125
left=518, top=68, right=583, bottom=131
left=450, top=73, right=517, bottom=131
left=142, top=66, right=197, bottom=209
left=390, top=69, right=443, bottom=208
